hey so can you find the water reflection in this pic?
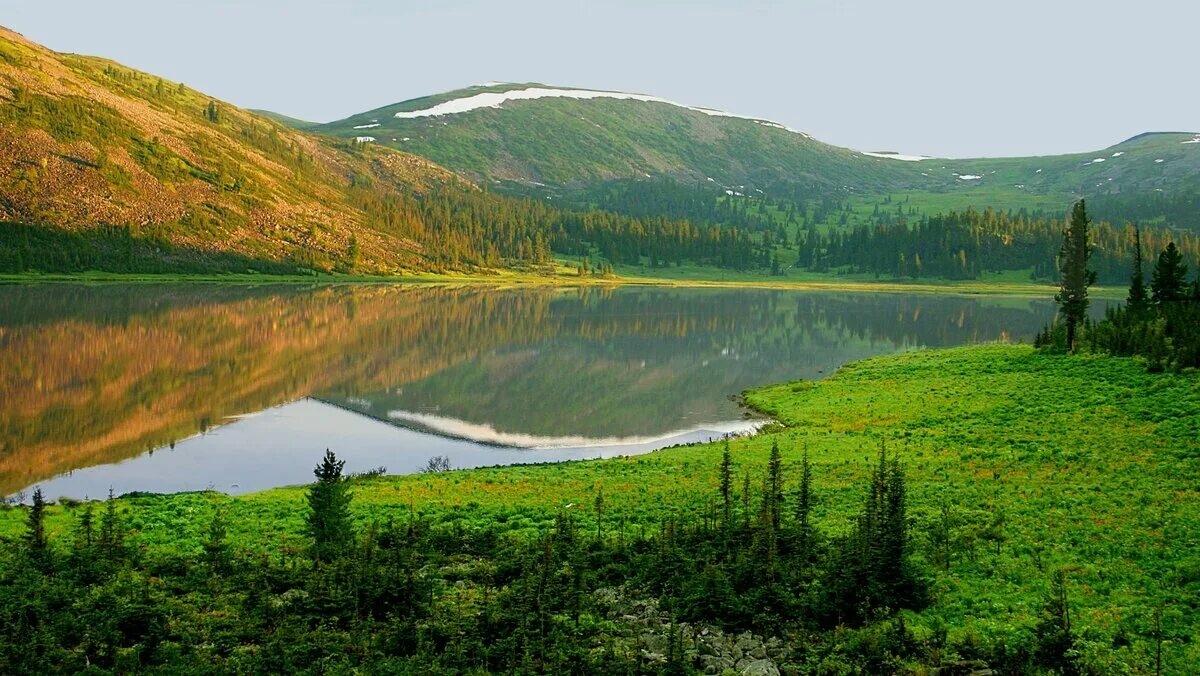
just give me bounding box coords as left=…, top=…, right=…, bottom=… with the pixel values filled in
left=1, top=284, right=1064, bottom=499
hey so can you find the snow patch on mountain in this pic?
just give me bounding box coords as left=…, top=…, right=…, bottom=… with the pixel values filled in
left=392, top=86, right=813, bottom=138
left=957, top=174, right=983, bottom=181
left=1183, top=135, right=1200, bottom=144
left=353, top=122, right=380, bottom=129
left=861, top=151, right=933, bottom=162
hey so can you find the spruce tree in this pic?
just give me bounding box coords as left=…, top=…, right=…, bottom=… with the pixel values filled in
left=766, top=440, right=784, bottom=532
left=719, top=439, right=733, bottom=525
left=1127, top=227, right=1149, bottom=314
left=1035, top=569, right=1075, bottom=673
left=1150, top=242, right=1188, bottom=303
left=24, top=488, right=50, bottom=571
left=1055, top=200, right=1096, bottom=353
left=99, top=488, right=125, bottom=561
left=306, top=449, right=354, bottom=563
left=794, top=445, right=814, bottom=559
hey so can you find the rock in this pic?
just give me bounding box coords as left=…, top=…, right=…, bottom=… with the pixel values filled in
left=934, top=660, right=995, bottom=676
left=736, top=657, right=780, bottom=675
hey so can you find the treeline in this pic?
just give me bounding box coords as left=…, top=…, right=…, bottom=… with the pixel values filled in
left=1089, top=188, right=1200, bottom=234
left=0, top=222, right=300, bottom=275
left=801, top=207, right=1200, bottom=283
left=2, top=446, right=1095, bottom=673
left=347, top=182, right=762, bottom=272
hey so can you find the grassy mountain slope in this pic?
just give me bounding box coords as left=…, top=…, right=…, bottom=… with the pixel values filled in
left=247, top=109, right=318, bottom=130
left=313, top=83, right=930, bottom=191
left=313, top=83, right=1200, bottom=219
left=0, top=26, right=470, bottom=274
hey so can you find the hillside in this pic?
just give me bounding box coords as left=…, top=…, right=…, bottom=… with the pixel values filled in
left=312, top=82, right=928, bottom=191
left=312, top=82, right=1200, bottom=226
left=0, top=27, right=487, bottom=275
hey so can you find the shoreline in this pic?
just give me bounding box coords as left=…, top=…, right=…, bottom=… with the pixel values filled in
left=0, top=270, right=1123, bottom=298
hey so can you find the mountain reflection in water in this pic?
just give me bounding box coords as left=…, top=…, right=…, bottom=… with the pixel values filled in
left=1, top=284, right=1067, bottom=499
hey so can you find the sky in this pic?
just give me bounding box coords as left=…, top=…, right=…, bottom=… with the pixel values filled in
left=5, top=0, right=1197, bottom=158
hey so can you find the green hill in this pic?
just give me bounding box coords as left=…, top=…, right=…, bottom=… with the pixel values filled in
left=312, top=83, right=1200, bottom=226
left=0, top=26, right=480, bottom=274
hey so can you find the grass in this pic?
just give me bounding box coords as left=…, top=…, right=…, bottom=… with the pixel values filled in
left=2, top=344, right=1196, bottom=669
left=0, top=266, right=1127, bottom=298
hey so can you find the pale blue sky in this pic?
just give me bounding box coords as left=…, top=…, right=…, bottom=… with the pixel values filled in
left=5, top=1, right=1197, bottom=157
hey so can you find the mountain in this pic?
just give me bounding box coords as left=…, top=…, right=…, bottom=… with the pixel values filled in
left=313, top=82, right=1200, bottom=225
left=2, top=28, right=1197, bottom=279
left=248, top=109, right=319, bottom=130
left=312, top=83, right=927, bottom=191
left=0, top=27, right=513, bottom=275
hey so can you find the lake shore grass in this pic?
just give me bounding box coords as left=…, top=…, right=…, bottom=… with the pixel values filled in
left=2, top=343, right=1196, bottom=669
left=0, top=267, right=1124, bottom=298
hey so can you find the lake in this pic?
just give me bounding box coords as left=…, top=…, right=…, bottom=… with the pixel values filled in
left=2, top=284, right=1065, bottom=501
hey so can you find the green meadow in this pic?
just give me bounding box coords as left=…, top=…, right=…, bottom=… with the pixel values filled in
left=4, top=344, right=1197, bottom=671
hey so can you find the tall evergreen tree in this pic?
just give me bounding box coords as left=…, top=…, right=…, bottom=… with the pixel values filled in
left=1035, top=569, right=1076, bottom=673
left=99, top=488, right=126, bottom=561
left=306, top=449, right=354, bottom=563
left=794, top=445, right=814, bottom=559
left=719, top=439, right=733, bottom=525
left=766, top=440, right=784, bottom=532
left=24, top=488, right=50, bottom=571
left=1150, top=241, right=1189, bottom=303
left=1127, top=227, right=1149, bottom=313
left=1055, top=200, right=1096, bottom=352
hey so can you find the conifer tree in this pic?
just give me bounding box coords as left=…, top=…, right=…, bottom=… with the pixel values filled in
left=766, top=440, right=784, bottom=532
left=794, top=445, right=814, bottom=558
left=99, top=488, right=125, bottom=561
left=24, top=488, right=50, bottom=571
left=1127, top=227, right=1149, bottom=313
left=1035, top=569, right=1075, bottom=673
left=1150, top=241, right=1188, bottom=303
left=1055, top=200, right=1096, bottom=353
left=719, top=439, right=733, bottom=525
left=75, top=503, right=95, bottom=551
left=306, top=449, right=354, bottom=563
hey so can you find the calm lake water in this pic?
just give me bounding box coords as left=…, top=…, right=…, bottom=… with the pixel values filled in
left=2, top=284, right=1065, bottom=501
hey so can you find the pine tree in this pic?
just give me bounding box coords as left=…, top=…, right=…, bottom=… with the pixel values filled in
left=99, top=488, right=126, bottom=561
left=766, top=440, right=784, bottom=532
left=1035, top=569, right=1076, bottom=673
left=794, top=444, right=814, bottom=559
left=1127, top=227, right=1149, bottom=313
left=1055, top=200, right=1096, bottom=353
left=1150, top=242, right=1189, bottom=303
left=306, top=449, right=354, bottom=563
left=24, top=488, right=50, bottom=570
left=719, top=439, right=733, bottom=525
